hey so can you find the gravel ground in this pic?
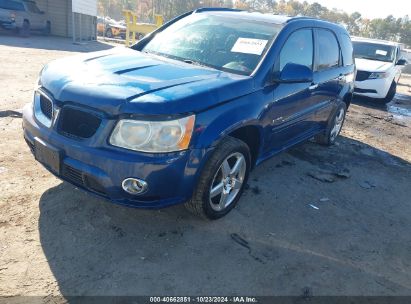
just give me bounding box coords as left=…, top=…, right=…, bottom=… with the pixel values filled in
left=0, top=35, right=411, bottom=298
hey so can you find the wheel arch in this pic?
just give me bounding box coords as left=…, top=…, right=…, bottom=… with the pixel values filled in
left=227, top=125, right=262, bottom=168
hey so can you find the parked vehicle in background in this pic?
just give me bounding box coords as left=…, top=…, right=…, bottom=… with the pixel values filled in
left=97, top=16, right=126, bottom=39
left=402, top=49, right=411, bottom=74
left=23, top=9, right=355, bottom=219
left=0, top=0, right=50, bottom=36
left=352, top=37, right=407, bottom=103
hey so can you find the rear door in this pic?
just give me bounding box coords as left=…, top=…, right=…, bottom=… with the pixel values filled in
left=312, top=28, right=344, bottom=124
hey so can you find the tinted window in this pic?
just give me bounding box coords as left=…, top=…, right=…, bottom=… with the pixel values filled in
left=317, top=29, right=340, bottom=70
left=339, top=34, right=354, bottom=66
left=143, top=13, right=282, bottom=76
left=0, top=0, right=24, bottom=11
left=279, top=29, right=313, bottom=71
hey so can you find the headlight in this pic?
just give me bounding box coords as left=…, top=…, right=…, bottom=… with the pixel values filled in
left=369, top=72, right=389, bottom=79
left=110, top=115, right=195, bottom=153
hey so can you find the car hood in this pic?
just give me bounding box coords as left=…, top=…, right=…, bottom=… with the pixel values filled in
left=355, top=58, right=393, bottom=72
left=40, top=48, right=253, bottom=116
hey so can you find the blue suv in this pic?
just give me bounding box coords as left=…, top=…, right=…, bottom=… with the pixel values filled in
left=22, top=8, right=355, bottom=219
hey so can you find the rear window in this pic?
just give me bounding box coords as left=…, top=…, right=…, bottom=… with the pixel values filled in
left=339, top=34, right=354, bottom=66
left=0, top=0, right=25, bottom=11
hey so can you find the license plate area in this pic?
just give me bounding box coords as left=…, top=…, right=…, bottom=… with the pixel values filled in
left=34, top=137, right=61, bottom=174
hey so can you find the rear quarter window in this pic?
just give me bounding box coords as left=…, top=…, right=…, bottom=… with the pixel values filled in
left=0, top=0, right=25, bottom=11
left=339, top=33, right=354, bottom=66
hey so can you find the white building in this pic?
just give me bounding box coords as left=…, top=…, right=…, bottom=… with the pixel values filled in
left=35, top=0, right=97, bottom=40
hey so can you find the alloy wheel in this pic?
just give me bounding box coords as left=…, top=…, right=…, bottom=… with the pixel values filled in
left=209, top=152, right=247, bottom=212
left=330, top=108, right=345, bottom=141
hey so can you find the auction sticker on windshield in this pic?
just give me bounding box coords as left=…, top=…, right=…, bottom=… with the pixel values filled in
left=231, top=38, right=268, bottom=55
left=376, top=49, right=388, bottom=56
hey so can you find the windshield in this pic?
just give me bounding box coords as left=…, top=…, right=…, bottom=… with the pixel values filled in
left=0, top=0, right=24, bottom=11
left=353, top=41, right=395, bottom=62
left=142, top=13, right=282, bottom=75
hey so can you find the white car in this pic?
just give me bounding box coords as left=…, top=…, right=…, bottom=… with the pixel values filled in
left=352, top=37, right=407, bottom=103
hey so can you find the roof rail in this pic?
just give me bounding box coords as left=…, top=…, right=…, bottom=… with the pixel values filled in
left=286, top=16, right=316, bottom=23
left=194, top=7, right=243, bottom=13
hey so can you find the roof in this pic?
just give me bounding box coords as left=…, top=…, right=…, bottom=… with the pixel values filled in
left=351, top=36, right=400, bottom=47
left=194, top=8, right=316, bottom=25
left=193, top=8, right=346, bottom=33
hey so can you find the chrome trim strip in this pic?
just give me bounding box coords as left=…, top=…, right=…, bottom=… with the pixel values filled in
left=33, top=90, right=53, bottom=128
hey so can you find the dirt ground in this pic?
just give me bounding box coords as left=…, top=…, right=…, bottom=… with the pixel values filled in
left=0, top=36, right=411, bottom=298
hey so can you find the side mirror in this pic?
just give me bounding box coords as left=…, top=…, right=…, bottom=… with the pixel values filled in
left=396, top=58, right=407, bottom=66
left=276, top=63, right=313, bottom=83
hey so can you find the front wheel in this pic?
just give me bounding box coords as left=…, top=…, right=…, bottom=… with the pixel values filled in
left=185, top=137, right=251, bottom=220
left=105, top=28, right=113, bottom=38
left=43, top=22, right=51, bottom=35
left=19, top=20, right=30, bottom=37
left=315, top=103, right=347, bottom=146
left=382, top=81, right=396, bottom=104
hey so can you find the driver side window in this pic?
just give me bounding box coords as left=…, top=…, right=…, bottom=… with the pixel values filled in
left=279, top=29, right=314, bottom=71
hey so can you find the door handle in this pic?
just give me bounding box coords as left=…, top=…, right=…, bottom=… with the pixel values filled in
left=309, top=83, right=318, bottom=90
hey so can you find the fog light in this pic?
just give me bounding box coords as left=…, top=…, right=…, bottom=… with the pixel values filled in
left=122, top=178, right=148, bottom=195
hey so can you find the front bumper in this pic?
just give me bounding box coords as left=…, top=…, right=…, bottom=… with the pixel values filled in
left=0, top=20, right=17, bottom=30
left=354, top=78, right=392, bottom=99
left=22, top=103, right=211, bottom=209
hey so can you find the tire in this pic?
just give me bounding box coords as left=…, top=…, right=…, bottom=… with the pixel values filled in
left=43, top=22, right=51, bottom=36
left=19, top=20, right=30, bottom=37
left=315, top=103, right=347, bottom=146
left=105, top=28, right=113, bottom=38
left=185, top=136, right=251, bottom=220
left=382, top=81, right=396, bottom=104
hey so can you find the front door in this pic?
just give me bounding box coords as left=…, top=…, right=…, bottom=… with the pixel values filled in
left=265, top=28, right=318, bottom=153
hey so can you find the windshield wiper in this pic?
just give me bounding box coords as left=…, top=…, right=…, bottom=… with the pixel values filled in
left=183, top=59, right=208, bottom=68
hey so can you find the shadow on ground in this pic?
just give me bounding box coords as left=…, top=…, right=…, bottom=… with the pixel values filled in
left=0, top=33, right=114, bottom=53
left=38, top=137, right=411, bottom=296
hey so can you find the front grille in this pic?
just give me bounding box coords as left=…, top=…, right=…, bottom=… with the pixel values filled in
left=40, top=94, right=53, bottom=119
left=62, top=164, right=84, bottom=186
left=354, top=88, right=377, bottom=94
left=356, top=70, right=371, bottom=81
left=62, top=164, right=107, bottom=196
left=58, top=107, right=101, bottom=139
left=84, top=176, right=107, bottom=195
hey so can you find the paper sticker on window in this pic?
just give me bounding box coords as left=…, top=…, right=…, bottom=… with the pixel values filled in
left=376, top=50, right=388, bottom=56
left=231, top=38, right=268, bottom=55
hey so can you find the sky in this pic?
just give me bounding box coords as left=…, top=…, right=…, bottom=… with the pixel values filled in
left=304, top=0, right=411, bottom=19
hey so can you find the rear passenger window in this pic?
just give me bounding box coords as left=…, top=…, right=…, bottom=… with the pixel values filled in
left=317, top=29, right=340, bottom=70
left=279, top=29, right=313, bottom=71
left=339, top=34, right=354, bottom=66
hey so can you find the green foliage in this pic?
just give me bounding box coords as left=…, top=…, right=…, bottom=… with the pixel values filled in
left=98, top=0, right=411, bottom=47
